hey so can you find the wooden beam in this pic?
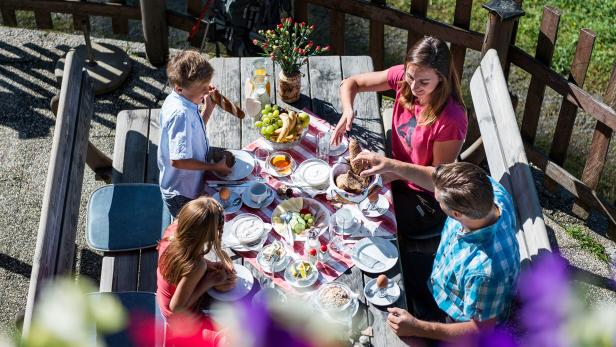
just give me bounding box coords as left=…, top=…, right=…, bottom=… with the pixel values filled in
left=330, top=10, right=345, bottom=55
left=0, top=7, right=17, bottom=26
left=0, top=0, right=140, bottom=19
left=34, top=10, right=53, bottom=29
left=450, top=0, right=472, bottom=81
left=520, top=6, right=560, bottom=145
left=108, top=0, right=129, bottom=35
left=369, top=20, right=384, bottom=71
left=140, top=0, right=168, bottom=66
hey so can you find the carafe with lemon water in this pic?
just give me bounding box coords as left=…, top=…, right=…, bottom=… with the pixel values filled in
left=250, top=59, right=271, bottom=106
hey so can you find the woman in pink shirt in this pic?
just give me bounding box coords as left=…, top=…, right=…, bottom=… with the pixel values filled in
left=332, top=36, right=467, bottom=239
left=157, top=197, right=236, bottom=343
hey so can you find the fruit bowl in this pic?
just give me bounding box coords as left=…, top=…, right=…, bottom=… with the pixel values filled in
left=255, top=104, right=310, bottom=150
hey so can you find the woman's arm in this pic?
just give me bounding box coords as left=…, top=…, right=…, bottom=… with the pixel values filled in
left=169, top=260, right=208, bottom=313
left=332, top=69, right=391, bottom=145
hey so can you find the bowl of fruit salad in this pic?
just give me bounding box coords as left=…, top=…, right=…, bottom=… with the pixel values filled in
left=255, top=104, right=310, bottom=150
left=271, top=197, right=330, bottom=241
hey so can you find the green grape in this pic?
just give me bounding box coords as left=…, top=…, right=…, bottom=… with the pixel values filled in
left=261, top=109, right=269, bottom=115
left=272, top=109, right=280, bottom=117
left=272, top=104, right=279, bottom=111
left=266, top=125, right=276, bottom=134
left=260, top=127, right=268, bottom=135
left=276, top=120, right=283, bottom=127
left=299, top=112, right=309, bottom=121
left=264, top=104, right=272, bottom=111
left=255, top=121, right=263, bottom=128
left=262, top=115, right=271, bottom=124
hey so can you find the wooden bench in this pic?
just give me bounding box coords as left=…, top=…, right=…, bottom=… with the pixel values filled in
left=469, top=49, right=551, bottom=264
left=23, top=50, right=94, bottom=333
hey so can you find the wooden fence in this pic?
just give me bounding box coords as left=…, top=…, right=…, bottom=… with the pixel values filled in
left=0, top=0, right=614, bottom=237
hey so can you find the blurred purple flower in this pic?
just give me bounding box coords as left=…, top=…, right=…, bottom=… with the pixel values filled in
left=517, top=253, right=571, bottom=347
left=443, top=327, right=518, bottom=347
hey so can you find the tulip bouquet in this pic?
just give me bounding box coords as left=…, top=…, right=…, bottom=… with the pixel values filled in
left=253, top=17, right=330, bottom=76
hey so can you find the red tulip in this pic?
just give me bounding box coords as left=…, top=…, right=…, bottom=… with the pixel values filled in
left=277, top=24, right=283, bottom=29
left=323, top=45, right=330, bottom=52
left=315, top=45, right=321, bottom=51
left=252, top=39, right=258, bottom=45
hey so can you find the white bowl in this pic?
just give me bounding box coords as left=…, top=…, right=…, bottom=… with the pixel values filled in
left=328, top=161, right=382, bottom=204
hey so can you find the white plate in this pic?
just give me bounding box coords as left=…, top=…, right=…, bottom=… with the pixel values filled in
left=241, top=186, right=275, bottom=209
left=359, top=194, right=390, bottom=218
left=213, top=150, right=255, bottom=181
left=295, top=158, right=330, bottom=188
left=329, top=138, right=348, bottom=157
left=207, top=263, right=254, bottom=301
left=364, top=278, right=401, bottom=306
left=351, top=237, right=398, bottom=273
left=213, top=191, right=243, bottom=215
left=283, top=261, right=318, bottom=288
left=222, top=214, right=270, bottom=252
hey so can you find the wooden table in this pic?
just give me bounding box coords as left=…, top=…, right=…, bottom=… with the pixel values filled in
left=108, top=55, right=409, bottom=346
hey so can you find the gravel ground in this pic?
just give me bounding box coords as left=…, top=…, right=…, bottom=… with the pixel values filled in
left=0, top=8, right=615, bottom=339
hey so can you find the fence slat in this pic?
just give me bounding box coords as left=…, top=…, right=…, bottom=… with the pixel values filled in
left=406, top=0, right=428, bottom=52
left=547, top=29, right=595, bottom=168
left=187, top=0, right=201, bottom=17
left=140, top=0, right=169, bottom=66
left=71, top=0, right=89, bottom=31
left=34, top=10, right=53, bottom=29
left=520, top=6, right=560, bottom=145
left=1, top=7, right=17, bottom=26
left=572, top=63, right=616, bottom=222
left=109, top=0, right=128, bottom=35
left=330, top=10, right=345, bottom=55
left=450, top=0, right=472, bottom=81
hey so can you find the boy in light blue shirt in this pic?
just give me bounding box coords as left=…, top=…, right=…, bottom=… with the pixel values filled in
left=158, top=50, right=232, bottom=216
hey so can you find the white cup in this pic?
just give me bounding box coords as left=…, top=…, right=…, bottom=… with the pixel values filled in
left=335, top=208, right=358, bottom=230
left=249, top=182, right=269, bottom=204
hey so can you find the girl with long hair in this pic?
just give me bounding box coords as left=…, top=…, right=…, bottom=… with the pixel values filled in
left=332, top=36, right=468, bottom=239
left=157, top=196, right=236, bottom=321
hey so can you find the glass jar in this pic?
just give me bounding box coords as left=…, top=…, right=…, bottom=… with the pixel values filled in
left=251, top=59, right=271, bottom=105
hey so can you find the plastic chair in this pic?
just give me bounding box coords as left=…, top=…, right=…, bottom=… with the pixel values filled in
left=86, top=183, right=172, bottom=251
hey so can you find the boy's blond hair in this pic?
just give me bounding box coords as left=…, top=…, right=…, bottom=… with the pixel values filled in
left=167, top=50, right=214, bottom=88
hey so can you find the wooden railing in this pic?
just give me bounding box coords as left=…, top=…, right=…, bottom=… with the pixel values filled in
left=0, top=0, right=614, bottom=237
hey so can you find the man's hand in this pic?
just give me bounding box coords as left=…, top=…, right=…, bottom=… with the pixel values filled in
left=352, top=151, right=393, bottom=177
left=387, top=307, right=423, bottom=337
left=331, top=109, right=354, bottom=146
left=214, top=155, right=232, bottom=176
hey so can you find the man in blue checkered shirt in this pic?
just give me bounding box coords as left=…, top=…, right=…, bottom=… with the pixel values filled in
left=352, top=155, right=520, bottom=341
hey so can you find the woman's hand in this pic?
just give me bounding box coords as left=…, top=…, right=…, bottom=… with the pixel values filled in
left=352, top=151, right=394, bottom=176
left=331, top=109, right=354, bottom=146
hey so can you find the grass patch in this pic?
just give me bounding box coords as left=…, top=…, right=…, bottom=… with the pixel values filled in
left=565, top=224, right=610, bottom=263
left=387, top=0, right=616, bottom=95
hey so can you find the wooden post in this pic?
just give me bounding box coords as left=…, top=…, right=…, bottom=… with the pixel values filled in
left=187, top=0, right=202, bottom=17
left=450, top=0, right=473, bottom=81
left=545, top=29, right=595, bottom=191
left=140, top=0, right=169, bottom=66
left=572, top=63, right=616, bottom=233
left=502, top=0, right=523, bottom=79
left=108, top=0, right=128, bottom=35
left=330, top=10, right=345, bottom=55
left=461, top=0, right=524, bottom=166
left=369, top=0, right=385, bottom=71
left=72, top=0, right=89, bottom=31
left=34, top=10, right=53, bottom=29
left=406, top=0, right=428, bottom=52
left=520, top=6, right=560, bottom=145
left=294, top=0, right=308, bottom=22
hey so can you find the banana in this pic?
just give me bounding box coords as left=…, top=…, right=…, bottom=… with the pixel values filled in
left=277, top=113, right=291, bottom=142
left=288, top=111, right=297, bottom=134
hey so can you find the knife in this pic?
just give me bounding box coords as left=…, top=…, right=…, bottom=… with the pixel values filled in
left=207, top=180, right=251, bottom=186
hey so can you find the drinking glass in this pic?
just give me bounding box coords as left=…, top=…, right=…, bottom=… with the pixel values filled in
left=316, top=131, right=331, bottom=162
left=328, top=221, right=347, bottom=255
left=253, top=147, right=270, bottom=179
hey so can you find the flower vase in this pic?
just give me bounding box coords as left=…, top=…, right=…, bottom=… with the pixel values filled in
left=278, top=71, right=301, bottom=103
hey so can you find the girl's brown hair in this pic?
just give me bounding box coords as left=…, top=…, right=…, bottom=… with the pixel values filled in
left=397, top=36, right=465, bottom=126
left=159, top=196, right=232, bottom=285
left=167, top=49, right=214, bottom=88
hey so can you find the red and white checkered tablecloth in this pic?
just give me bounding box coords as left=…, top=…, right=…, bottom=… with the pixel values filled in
left=203, top=113, right=398, bottom=294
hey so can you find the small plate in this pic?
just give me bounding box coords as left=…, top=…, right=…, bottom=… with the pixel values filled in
left=351, top=237, right=399, bottom=274
left=213, top=150, right=255, bottom=181
left=264, top=157, right=297, bottom=178
left=257, top=253, right=291, bottom=273
left=329, top=138, right=348, bottom=157
left=207, top=263, right=254, bottom=301
left=213, top=191, right=242, bottom=215
left=359, top=194, right=390, bottom=218
left=222, top=214, right=271, bottom=252
left=284, top=260, right=318, bottom=288
left=364, top=278, right=401, bottom=306
left=241, top=186, right=275, bottom=209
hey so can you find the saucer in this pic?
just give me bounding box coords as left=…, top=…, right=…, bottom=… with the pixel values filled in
left=359, top=194, right=390, bottom=218
left=364, top=278, right=401, bottom=306
left=213, top=191, right=242, bottom=215
left=333, top=219, right=362, bottom=236
left=222, top=214, right=271, bottom=252
left=329, top=138, right=348, bottom=157
left=265, top=158, right=297, bottom=178
left=351, top=237, right=399, bottom=274
left=241, top=186, right=275, bottom=209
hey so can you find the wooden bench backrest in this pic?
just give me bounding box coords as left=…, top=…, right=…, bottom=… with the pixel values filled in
left=470, top=49, right=551, bottom=264
left=23, top=51, right=94, bottom=333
